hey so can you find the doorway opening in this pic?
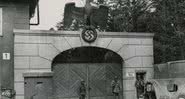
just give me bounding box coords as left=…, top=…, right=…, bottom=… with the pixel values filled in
left=136, top=72, right=146, bottom=81
left=135, top=71, right=146, bottom=99
left=52, top=47, right=123, bottom=99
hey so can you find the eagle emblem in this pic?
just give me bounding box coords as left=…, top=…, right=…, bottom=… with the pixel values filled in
left=63, top=0, right=109, bottom=30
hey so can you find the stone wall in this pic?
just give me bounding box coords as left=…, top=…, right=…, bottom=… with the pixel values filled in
left=14, top=29, right=154, bottom=99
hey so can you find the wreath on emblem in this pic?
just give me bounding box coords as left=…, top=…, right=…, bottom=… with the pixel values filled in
left=81, top=26, right=97, bottom=43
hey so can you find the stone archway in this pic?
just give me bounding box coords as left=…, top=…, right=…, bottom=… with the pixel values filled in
left=14, top=30, right=154, bottom=99
left=52, top=47, right=123, bottom=99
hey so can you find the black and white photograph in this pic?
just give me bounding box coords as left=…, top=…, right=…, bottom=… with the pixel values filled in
left=0, top=0, right=185, bottom=99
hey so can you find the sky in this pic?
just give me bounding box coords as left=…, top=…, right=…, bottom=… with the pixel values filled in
left=30, top=0, right=85, bottom=30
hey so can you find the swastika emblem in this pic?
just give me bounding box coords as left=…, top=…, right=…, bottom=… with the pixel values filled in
left=82, top=27, right=97, bottom=43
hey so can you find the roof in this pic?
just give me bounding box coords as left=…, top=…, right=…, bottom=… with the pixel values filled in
left=0, top=0, right=39, bottom=18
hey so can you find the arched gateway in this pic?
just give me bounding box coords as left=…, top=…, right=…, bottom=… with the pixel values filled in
left=14, top=30, right=154, bottom=99
left=52, top=47, right=123, bottom=99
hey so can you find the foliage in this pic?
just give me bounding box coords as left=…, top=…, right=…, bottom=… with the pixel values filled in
left=105, top=0, right=153, bottom=32
left=149, top=0, right=185, bottom=63
left=56, top=0, right=153, bottom=32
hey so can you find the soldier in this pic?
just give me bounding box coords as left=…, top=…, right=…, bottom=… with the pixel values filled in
left=135, top=75, right=145, bottom=99
left=79, top=81, right=86, bottom=99
left=111, top=76, right=121, bottom=99
left=144, top=82, right=156, bottom=99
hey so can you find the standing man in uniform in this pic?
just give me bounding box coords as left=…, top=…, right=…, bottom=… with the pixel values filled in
left=111, top=76, right=121, bottom=99
left=144, top=82, right=157, bottom=99
left=135, top=75, right=145, bottom=99
left=79, top=80, right=86, bottom=99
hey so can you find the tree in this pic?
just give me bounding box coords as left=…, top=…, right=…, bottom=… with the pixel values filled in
left=56, top=0, right=153, bottom=32
left=149, top=0, right=185, bottom=63
left=106, top=0, right=153, bottom=32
